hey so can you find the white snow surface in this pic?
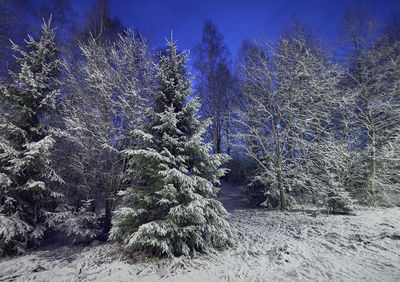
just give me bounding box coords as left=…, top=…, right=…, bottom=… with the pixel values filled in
left=1, top=207, right=400, bottom=281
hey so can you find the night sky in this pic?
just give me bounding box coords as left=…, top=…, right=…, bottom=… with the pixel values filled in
left=72, top=0, right=400, bottom=57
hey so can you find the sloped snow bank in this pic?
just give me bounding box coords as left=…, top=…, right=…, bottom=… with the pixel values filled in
left=1, top=207, right=399, bottom=281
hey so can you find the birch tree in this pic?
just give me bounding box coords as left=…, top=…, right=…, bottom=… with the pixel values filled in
left=360, top=32, right=400, bottom=205
left=340, top=6, right=379, bottom=202
left=341, top=8, right=400, bottom=204
left=62, top=30, right=153, bottom=236
left=236, top=35, right=347, bottom=211
left=235, top=41, right=290, bottom=210
left=194, top=21, right=233, bottom=154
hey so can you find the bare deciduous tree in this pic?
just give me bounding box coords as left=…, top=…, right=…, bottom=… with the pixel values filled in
left=62, top=30, right=153, bottom=235
left=235, top=34, right=345, bottom=211
left=194, top=21, right=234, bottom=154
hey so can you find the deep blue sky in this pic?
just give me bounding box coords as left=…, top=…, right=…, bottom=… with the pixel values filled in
left=71, top=0, right=400, bottom=58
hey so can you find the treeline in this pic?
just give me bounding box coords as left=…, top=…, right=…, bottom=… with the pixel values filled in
left=193, top=9, right=400, bottom=212
left=233, top=10, right=400, bottom=211
left=0, top=0, right=400, bottom=257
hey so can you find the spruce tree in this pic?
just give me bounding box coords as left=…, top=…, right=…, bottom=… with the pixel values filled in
left=0, top=17, right=63, bottom=256
left=111, top=39, right=233, bottom=257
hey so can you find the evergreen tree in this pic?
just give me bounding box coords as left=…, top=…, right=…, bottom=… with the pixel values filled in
left=0, top=17, right=63, bottom=256
left=111, top=39, right=232, bottom=257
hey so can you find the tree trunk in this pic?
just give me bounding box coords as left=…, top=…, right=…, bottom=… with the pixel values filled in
left=301, top=146, right=316, bottom=204
left=309, top=180, right=316, bottom=205
left=277, top=155, right=286, bottom=211
left=369, top=120, right=376, bottom=197
left=102, top=197, right=113, bottom=237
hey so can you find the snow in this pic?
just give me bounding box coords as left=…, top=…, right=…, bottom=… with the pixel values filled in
left=1, top=207, right=399, bottom=281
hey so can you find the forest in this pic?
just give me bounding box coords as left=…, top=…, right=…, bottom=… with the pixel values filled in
left=1, top=0, right=400, bottom=281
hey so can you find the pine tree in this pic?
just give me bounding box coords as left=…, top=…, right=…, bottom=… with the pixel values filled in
left=0, top=17, right=64, bottom=256
left=111, top=39, right=233, bottom=257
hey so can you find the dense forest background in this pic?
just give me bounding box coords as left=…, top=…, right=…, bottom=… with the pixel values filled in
left=1, top=0, right=400, bottom=258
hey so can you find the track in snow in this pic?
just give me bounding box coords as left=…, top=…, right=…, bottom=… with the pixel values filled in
left=217, top=181, right=248, bottom=212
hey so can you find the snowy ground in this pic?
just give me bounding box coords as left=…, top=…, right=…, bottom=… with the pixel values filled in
left=1, top=207, right=400, bottom=281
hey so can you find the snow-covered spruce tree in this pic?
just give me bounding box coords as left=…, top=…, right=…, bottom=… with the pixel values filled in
left=110, top=39, right=232, bottom=257
left=0, top=18, right=64, bottom=256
